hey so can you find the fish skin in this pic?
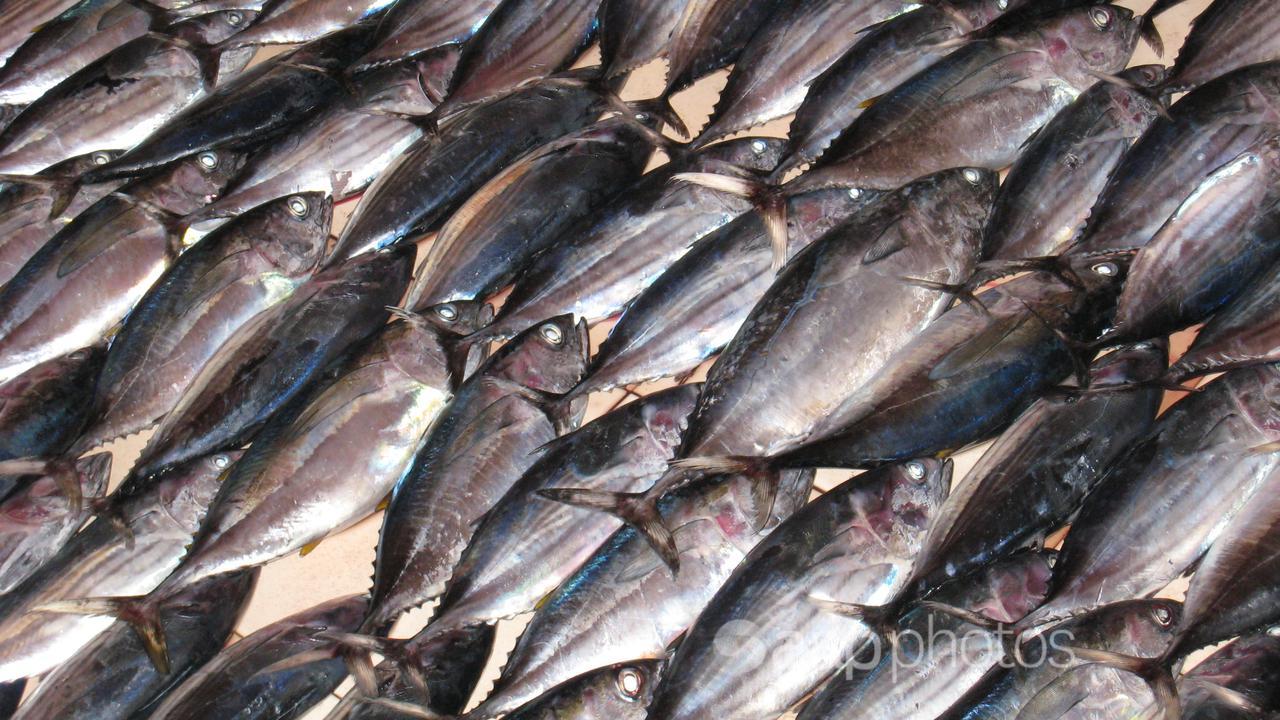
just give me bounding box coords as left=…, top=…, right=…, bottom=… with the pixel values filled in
left=0, top=0, right=83, bottom=69
left=146, top=594, right=368, bottom=720
left=0, top=682, right=21, bottom=718
left=75, top=191, right=331, bottom=453
left=694, top=0, right=922, bottom=147
left=599, top=0, right=689, bottom=78
left=791, top=4, right=1141, bottom=192
left=907, top=340, right=1166, bottom=594
left=0, top=344, right=105, bottom=468
left=984, top=64, right=1167, bottom=260
left=325, top=74, right=610, bottom=264
left=130, top=245, right=413, bottom=481
left=940, top=599, right=1181, bottom=720
left=1166, top=0, right=1280, bottom=92
left=345, top=625, right=496, bottom=719
left=797, top=551, right=1055, bottom=720
left=220, top=0, right=396, bottom=48
left=663, top=0, right=786, bottom=95
left=0, top=150, right=246, bottom=386
left=676, top=167, right=993, bottom=460
left=353, top=0, right=502, bottom=71
left=776, top=0, right=1035, bottom=177
left=1069, top=61, right=1280, bottom=256
left=1108, top=134, right=1280, bottom=342
left=467, top=468, right=814, bottom=720
left=500, top=661, right=664, bottom=720
left=360, top=314, right=589, bottom=633
left=0, top=453, right=110, bottom=594
left=1177, top=632, right=1280, bottom=718
left=417, top=384, right=700, bottom=644
left=1018, top=363, right=1280, bottom=632
left=406, top=117, right=656, bottom=313
left=646, top=459, right=951, bottom=720
left=475, top=136, right=785, bottom=343
left=189, top=51, right=458, bottom=232
left=0, top=449, right=242, bottom=682
left=8, top=569, right=257, bottom=720
left=83, top=23, right=382, bottom=183
left=1168, top=259, right=1280, bottom=380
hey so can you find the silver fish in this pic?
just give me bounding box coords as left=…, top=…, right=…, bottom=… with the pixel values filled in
left=221, top=0, right=397, bottom=47
left=353, top=0, right=502, bottom=71
left=0, top=0, right=83, bottom=69
left=599, top=0, right=689, bottom=78
left=1165, top=0, right=1280, bottom=92
left=1168, top=259, right=1280, bottom=381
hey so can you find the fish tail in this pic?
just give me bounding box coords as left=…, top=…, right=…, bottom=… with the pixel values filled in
left=1068, top=647, right=1180, bottom=720
left=537, top=485, right=682, bottom=575
left=629, top=96, right=689, bottom=141
left=323, top=631, right=396, bottom=695
left=0, top=456, right=87, bottom=513
left=670, top=173, right=789, bottom=271
left=1139, top=14, right=1166, bottom=58
left=35, top=594, right=170, bottom=673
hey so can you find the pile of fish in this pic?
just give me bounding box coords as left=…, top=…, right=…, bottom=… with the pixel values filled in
left=0, top=0, right=1276, bottom=717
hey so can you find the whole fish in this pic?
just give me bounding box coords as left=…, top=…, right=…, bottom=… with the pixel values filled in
left=0, top=453, right=110, bottom=593
left=1107, top=134, right=1280, bottom=342
left=694, top=0, right=920, bottom=147
left=0, top=450, right=242, bottom=682
left=412, top=385, right=699, bottom=647
left=75, top=191, right=331, bottom=453
left=1069, top=61, right=1280, bottom=256
left=0, top=17, right=244, bottom=175
left=359, top=315, right=588, bottom=635
left=472, top=136, right=785, bottom=344
left=501, top=661, right=664, bottom=720
left=0, top=150, right=247, bottom=385
left=645, top=459, right=951, bottom=720
left=353, top=0, right=502, bottom=71
left=189, top=51, right=458, bottom=232
left=406, top=117, right=657, bottom=317
left=433, top=0, right=603, bottom=117
left=662, top=0, right=785, bottom=96
left=1165, top=0, right=1280, bottom=92
left=908, top=340, right=1166, bottom=593
left=1177, top=632, right=1280, bottom=719
left=0, top=151, right=127, bottom=288
left=599, top=0, right=689, bottom=78
left=941, top=599, right=1181, bottom=719
left=325, top=73, right=614, bottom=264
left=789, top=4, right=1141, bottom=192
left=775, top=0, right=1034, bottom=177
left=9, top=570, right=257, bottom=720
left=220, top=0, right=396, bottom=47
left=984, top=65, right=1167, bottom=260
left=796, top=551, right=1055, bottom=720
left=566, top=182, right=887, bottom=398
left=1168, top=259, right=1280, bottom=380
left=84, top=23, right=382, bottom=182
left=146, top=594, right=368, bottom=720
left=1018, top=363, right=1280, bottom=632
left=129, top=245, right=413, bottom=480
left=0, top=0, right=83, bottom=69
left=466, top=468, right=814, bottom=720
left=341, top=625, right=495, bottom=719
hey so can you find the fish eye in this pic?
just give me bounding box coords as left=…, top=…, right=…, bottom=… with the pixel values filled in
left=962, top=168, right=984, bottom=185
left=213, top=454, right=230, bottom=469
left=286, top=196, right=309, bottom=218
left=906, top=461, right=926, bottom=480
left=635, top=112, right=650, bottom=122
left=1091, top=261, right=1118, bottom=277
left=1268, top=626, right=1280, bottom=637
left=435, top=304, right=458, bottom=322
left=1090, top=7, right=1112, bottom=30
left=197, top=151, right=220, bottom=170
left=1151, top=605, right=1173, bottom=627
left=847, top=187, right=862, bottom=199
left=539, top=323, right=564, bottom=345
left=227, top=10, right=244, bottom=25
left=91, top=152, right=111, bottom=166
left=996, top=0, right=1008, bottom=9
left=750, top=139, right=768, bottom=155
left=616, top=667, right=644, bottom=701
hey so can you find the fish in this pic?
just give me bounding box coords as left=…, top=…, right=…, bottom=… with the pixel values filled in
left=499, top=661, right=665, bottom=720
left=0, top=17, right=245, bottom=175
left=471, top=136, right=785, bottom=344
left=1167, top=259, right=1280, bottom=380
left=1017, top=363, right=1280, bottom=632
left=1165, top=0, right=1280, bottom=92
left=693, top=0, right=922, bottom=147
left=325, top=73, right=615, bottom=264
left=74, top=191, right=331, bottom=453
left=410, top=385, right=699, bottom=648
left=145, top=594, right=369, bottom=720
left=0, top=150, right=246, bottom=385
left=188, top=50, right=458, bottom=233
left=644, top=458, right=951, bottom=720
left=789, top=4, right=1141, bottom=192
left=405, top=116, right=658, bottom=320
left=983, top=64, right=1168, bottom=260
left=940, top=599, right=1181, bottom=719
left=358, top=315, right=589, bottom=636
left=0, top=449, right=241, bottom=682
left=1068, top=61, right=1280, bottom=256
left=0, top=1, right=83, bottom=69
left=0, top=453, right=110, bottom=594
left=1176, top=632, right=1280, bottom=719
left=8, top=570, right=257, bottom=720
left=433, top=0, right=604, bottom=117
left=662, top=0, right=786, bottom=96
left=219, top=0, right=396, bottom=48
left=340, top=625, right=496, bottom=719
left=599, top=0, right=689, bottom=78
left=83, top=23, right=383, bottom=182
left=465, top=468, right=814, bottom=719
left=353, top=0, right=502, bottom=71
left=796, top=551, right=1055, bottom=720
left=1107, top=134, right=1280, bottom=342
left=775, top=0, right=1036, bottom=177
left=128, top=245, right=414, bottom=480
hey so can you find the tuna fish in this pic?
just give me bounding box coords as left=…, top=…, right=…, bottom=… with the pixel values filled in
left=341, top=625, right=495, bottom=719
left=353, top=0, right=502, bottom=71
left=599, top=0, right=689, bottom=78
left=1168, top=259, right=1280, bottom=380
left=0, top=1, right=84, bottom=69
left=662, top=0, right=785, bottom=95
left=499, top=661, right=664, bottom=720
left=1177, top=632, right=1280, bottom=719
left=219, top=0, right=396, bottom=48
left=1165, top=0, right=1280, bottom=92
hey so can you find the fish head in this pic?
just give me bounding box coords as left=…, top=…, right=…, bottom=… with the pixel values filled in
left=568, top=661, right=665, bottom=716
left=887, top=458, right=953, bottom=534
left=1088, top=338, right=1168, bottom=387
left=934, top=167, right=1000, bottom=229
left=176, top=8, right=263, bottom=46
left=485, top=314, right=590, bottom=394
left=693, top=137, right=788, bottom=175
left=416, top=300, right=495, bottom=340
left=141, top=149, right=250, bottom=214
left=1120, top=64, right=1171, bottom=91
left=1058, top=599, right=1182, bottom=658
left=248, top=192, right=333, bottom=276
left=147, top=450, right=246, bottom=533
left=1038, top=4, right=1141, bottom=92
left=970, top=551, right=1057, bottom=624
left=1056, top=248, right=1133, bottom=299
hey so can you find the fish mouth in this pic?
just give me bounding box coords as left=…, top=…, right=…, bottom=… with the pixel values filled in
left=573, top=316, right=591, bottom=364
